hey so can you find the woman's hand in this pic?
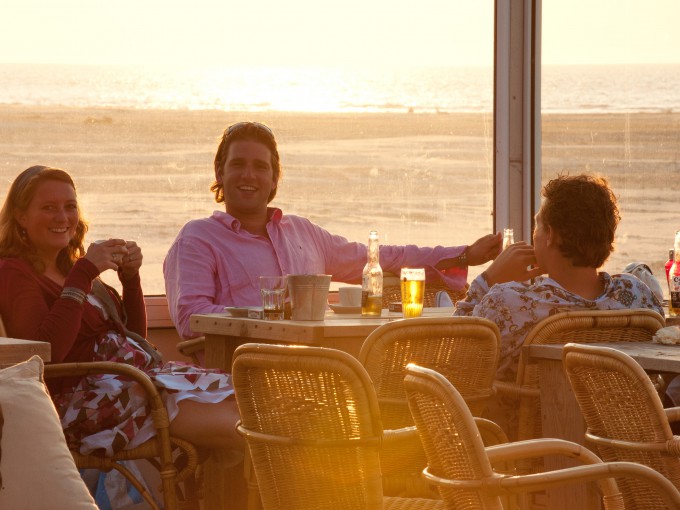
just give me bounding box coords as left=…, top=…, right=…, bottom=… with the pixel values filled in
left=483, top=242, right=544, bottom=285
left=85, top=239, right=128, bottom=273
left=118, top=241, right=143, bottom=280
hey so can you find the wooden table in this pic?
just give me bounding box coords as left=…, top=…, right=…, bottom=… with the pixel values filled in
left=191, top=306, right=455, bottom=371
left=190, top=306, right=454, bottom=510
left=0, top=336, right=51, bottom=366
left=525, top=341, right=680, bottom=510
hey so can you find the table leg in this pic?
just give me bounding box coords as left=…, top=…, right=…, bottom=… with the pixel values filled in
left=203, top=333, right=239, bottom=371
left=536, top=358, right=602, bottom=510
left=202, top=334, right=244, bottom=510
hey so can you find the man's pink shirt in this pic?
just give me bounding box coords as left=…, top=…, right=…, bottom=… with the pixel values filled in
left=164, top=208, right=467, bottom=338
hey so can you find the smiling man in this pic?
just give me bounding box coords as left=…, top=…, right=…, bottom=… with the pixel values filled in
left=163, top=122, right=502, bottom=339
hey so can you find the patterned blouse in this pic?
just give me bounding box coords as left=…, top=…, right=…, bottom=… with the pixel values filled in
left=454, top=272, right=665, bottom=383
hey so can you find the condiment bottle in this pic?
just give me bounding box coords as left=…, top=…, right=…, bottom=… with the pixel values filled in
left=503, top=228, right=514, bottom=250
left=361, top=230, right=383, bottom=316
left=669, top=232, right=680, bottom=317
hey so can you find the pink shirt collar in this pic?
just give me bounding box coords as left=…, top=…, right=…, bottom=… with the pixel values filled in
left=212, top=207, right=283, bottom=233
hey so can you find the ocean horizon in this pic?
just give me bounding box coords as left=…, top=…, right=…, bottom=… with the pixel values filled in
left=1, top=62, right=679, bottom=115
left=1, top=62, right=678, bottom=295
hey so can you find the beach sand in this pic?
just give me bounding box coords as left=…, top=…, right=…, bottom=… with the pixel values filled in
left=0, top=105, right=678, bottom=296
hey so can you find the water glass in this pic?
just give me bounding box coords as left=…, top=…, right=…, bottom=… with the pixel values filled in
left=400, top=268, right=425, bottom=318
left=259, top=276, right=287, bottom=320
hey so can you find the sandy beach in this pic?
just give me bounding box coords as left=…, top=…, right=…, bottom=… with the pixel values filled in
left=0, top=105, right=678, bottom=296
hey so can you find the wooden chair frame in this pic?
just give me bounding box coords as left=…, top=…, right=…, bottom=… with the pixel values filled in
left=43, top=361, right=200, bottom=510
left=404, top=363, right=680, bottom=509
left=564, top=342, right=680, bottom=508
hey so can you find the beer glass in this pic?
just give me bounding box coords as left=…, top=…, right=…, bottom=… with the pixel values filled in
left=400, top=268, right=425, bottom=318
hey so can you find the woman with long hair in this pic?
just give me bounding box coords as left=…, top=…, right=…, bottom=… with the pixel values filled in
left=0, top=165, right=242, bottom=458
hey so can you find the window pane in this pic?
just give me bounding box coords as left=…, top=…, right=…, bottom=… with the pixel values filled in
left=0, top=1, right=494, bottom=294
left=542, top=0, right=680, bottom=300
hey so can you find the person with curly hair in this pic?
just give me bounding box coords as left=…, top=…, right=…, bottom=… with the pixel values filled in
left=455, top=173, right=664, bottom=412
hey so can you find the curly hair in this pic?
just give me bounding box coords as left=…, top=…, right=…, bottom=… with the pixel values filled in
left=0, top=166, right=88, bottom=275
left=541, top=173, right=620, bottom=268
left=210, top=122, right=282, bottom=204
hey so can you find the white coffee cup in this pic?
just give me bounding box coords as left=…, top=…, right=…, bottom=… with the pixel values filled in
left=338, top=286, right=362, bottom=307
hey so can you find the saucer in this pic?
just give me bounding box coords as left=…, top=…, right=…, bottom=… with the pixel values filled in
left=329, top=304, right=362, bottom=314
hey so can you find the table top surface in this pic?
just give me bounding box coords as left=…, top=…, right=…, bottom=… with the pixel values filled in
left=526, top=341, right=680, bottom=373
left=0, top=336, right=51, bottom=364
left=191, top=307, right=455, bottom=340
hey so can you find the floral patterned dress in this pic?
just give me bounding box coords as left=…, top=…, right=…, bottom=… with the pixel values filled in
left=53, top=294, right=233, bottom=456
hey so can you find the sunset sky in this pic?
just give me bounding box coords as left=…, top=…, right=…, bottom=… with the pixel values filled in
left=1, top=0, right=678, bottom=68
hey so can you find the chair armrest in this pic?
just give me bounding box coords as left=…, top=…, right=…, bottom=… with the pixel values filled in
left=178, top=337, right=205, bottom=356
left=474, top=417, right=509, bottom=446
left=665, top=405, right=680, bottom=423
left=177, top=337, right=205, bottom=365
left=422, top=461, right=680, bottom=506
left=383, top=425, right=420, bottom=446
left=44, top=362, right=171, bottom=432
left=493, top=380, right=540, bottom=399
left=486, top=437, right=603, bottom=466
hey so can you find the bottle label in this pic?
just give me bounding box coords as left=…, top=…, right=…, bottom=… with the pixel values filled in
left=672, top=275, right=680, bottom=291
left=672, top=291, right=680, bottom=308
left=671, top=273, right=680, bottom=307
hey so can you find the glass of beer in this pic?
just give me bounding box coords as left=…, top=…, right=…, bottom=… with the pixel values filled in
left=400, top=268, right=425, bottom=318
left=259, top=276, right=287, bottom=320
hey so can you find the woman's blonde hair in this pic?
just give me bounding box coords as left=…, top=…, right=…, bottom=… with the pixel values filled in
left=0, top=166, right=88, bottom=274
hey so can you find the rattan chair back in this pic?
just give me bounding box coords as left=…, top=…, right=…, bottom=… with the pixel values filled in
left=359, top=317, right=500, bottom=497
left=360, top=316, right=500, bottom=427
left=404, top=364, right=501, bottom=509
left=513, top=308, right=664, bottom=442
left=564, top=343, right=680, bottom=509
left=232, top=343, right=388, bottom=510
left=404, top=363, right=680, bottom=510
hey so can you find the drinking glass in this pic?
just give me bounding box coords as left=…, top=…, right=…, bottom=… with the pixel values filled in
left=503, top=228, right=514, bottom=250
left=400, top=268, right=425, bottom=318
left=259, top=276, right=287, bottom=320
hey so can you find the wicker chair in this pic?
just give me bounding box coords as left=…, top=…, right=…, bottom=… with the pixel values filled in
left=403, top=363, right=680, bottom=509
left=43, top=362, right=200, bottom=510
left=359, top=316, right=501, bottom=497
left=564, top=343, right=680, bottom=509
left=232, top=342, right=444, bottom=510
left=494, top=308, right=665, bottom=445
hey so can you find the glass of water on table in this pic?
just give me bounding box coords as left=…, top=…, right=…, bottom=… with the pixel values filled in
left=259, top=276, right=287, bottom=320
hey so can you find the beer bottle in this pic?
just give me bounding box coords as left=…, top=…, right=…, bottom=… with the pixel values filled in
left=665, top=249, right=674, bottom=292
left=361, top=230, right=383, bottom=316
left=670, top=232, right=680, bottom=317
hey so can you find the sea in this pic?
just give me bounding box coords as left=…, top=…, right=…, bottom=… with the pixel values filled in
left=1, top=63, right=679, bottom=114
